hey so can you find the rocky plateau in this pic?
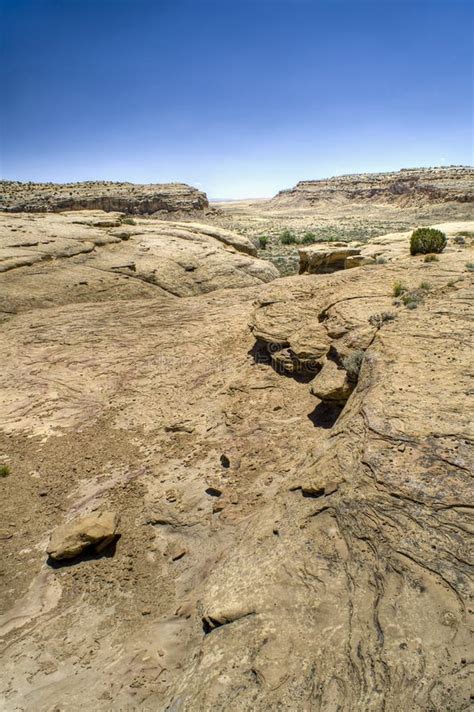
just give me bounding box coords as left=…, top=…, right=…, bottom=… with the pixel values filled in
left=271, top=166, right=474, bottom=208
left=0, top=181, right=209, bottom=215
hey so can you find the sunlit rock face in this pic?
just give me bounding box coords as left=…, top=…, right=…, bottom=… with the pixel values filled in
left=0, top=181, right=209, bottom=214
left=271, top=166, right=474, bottom=208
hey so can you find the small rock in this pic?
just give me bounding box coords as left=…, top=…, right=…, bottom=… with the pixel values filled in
left=167, top=542, right=187, bottom=561
left=47, top=511, right=120, bottom=561
left=165, top=489, right=178, bottom=502
left=164, top=421, right=195, bottom=433
left=310, top=359, right=353, bottom=402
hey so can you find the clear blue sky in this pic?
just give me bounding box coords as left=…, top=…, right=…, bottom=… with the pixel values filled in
left=1, top=0, right=472, bottom=198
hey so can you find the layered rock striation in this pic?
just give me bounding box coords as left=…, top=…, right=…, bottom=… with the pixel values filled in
left=0, top=181, right=209, bottom=214
left=271, top=166, right=474, bottom=208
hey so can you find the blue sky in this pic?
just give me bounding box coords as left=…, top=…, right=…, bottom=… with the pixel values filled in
left=1, top=0, right=472, bottom=198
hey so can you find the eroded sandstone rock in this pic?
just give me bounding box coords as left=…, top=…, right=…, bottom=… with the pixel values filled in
left=0, top=212, right=278, bottom=313
left=271, top=166, right=474, bottom=208
left=310, top=358, right=354, bottom=402
left=0, top=181, right=209, bottom=214
left=299, top=244, right=360, bottom=274
left=47, top=511, right=120, bottom=560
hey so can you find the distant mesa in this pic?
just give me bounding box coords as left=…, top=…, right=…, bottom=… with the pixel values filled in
left=270, top=166, right=474, bottom=208
left=0, top=180, right=209, bottom=215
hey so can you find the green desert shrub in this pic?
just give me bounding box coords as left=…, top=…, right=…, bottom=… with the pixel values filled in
left=120, top=216, right=136, bottom=225
left=465, top=262, right=474, bottom=272
left=0, top=464, right=10, bottom=478
left=342, top=350, right=364, bottom=382
left=392, top=280, right=407, bottom=297
left=369, top=311, right=395, bottom=328
left=456, top=230, right=474, bottom=238
left=258, top=235, right=269, bottom=250
left=402, top=291, right=422, bottom=308
left=410, top=227, right=446, bottom=256
left=280, top=229, right=297, bottom=245
left=424, top=253, right=439, bottom=263
left=375, top=256, right=387, bottom=264
left=419, top=281, right=431, bottom=290
left=301, top=232, right=317, bottom=244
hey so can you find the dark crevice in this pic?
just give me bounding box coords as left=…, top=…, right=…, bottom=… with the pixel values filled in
left=302, top=487, right=325, bottom=498
left=308, top=505, right=331, bottom=518
left=248, top=339, right=284, bottom=366
left=307, top=401, right=344, bottom=429
left=202, top=616, right=224, bottom=634
left=205, top=487, right=222, bottom=497
left=326, top=344, right=344, bottom=367
left=202, top=611, right=256, bottom=635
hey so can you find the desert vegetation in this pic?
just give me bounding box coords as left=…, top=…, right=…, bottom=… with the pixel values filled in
left=392, top=280, right=407, bottom=297
left=410, top=227, right=447, bottom=255
left=424, top=253, right=439, bottom=262
left=342, top=349, right=365, bottom=382
left=280, top=228, right=298, bottom=245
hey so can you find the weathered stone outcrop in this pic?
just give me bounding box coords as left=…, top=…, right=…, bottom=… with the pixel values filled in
left=0, top=211, right=277, bottom=313
left=299, top=244, right=361, bottom=273
left=271, top=166, right=474, bottom=208
left=0, top=181, right=209, bottom=214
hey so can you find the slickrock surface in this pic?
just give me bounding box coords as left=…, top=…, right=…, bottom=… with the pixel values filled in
left=271, top=166, right=474, bottom=208
left=0, top=211, right=278, bottom=313
left=0, top=212, right=472, bottom=710
left=0, top=181, right=209, bottom=214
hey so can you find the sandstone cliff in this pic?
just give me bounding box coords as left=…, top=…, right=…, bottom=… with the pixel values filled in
left=0, top=181, right=209, bottom=214
left=270, top=166, right=474, bottom=208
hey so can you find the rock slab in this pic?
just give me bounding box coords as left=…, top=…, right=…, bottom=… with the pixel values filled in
left=47, top=511, right=120, bottom=560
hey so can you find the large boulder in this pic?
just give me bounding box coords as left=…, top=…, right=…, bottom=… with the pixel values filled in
left=299, top=244, right=360, bottom=274
left=47, top=511, right=120, bottom=561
